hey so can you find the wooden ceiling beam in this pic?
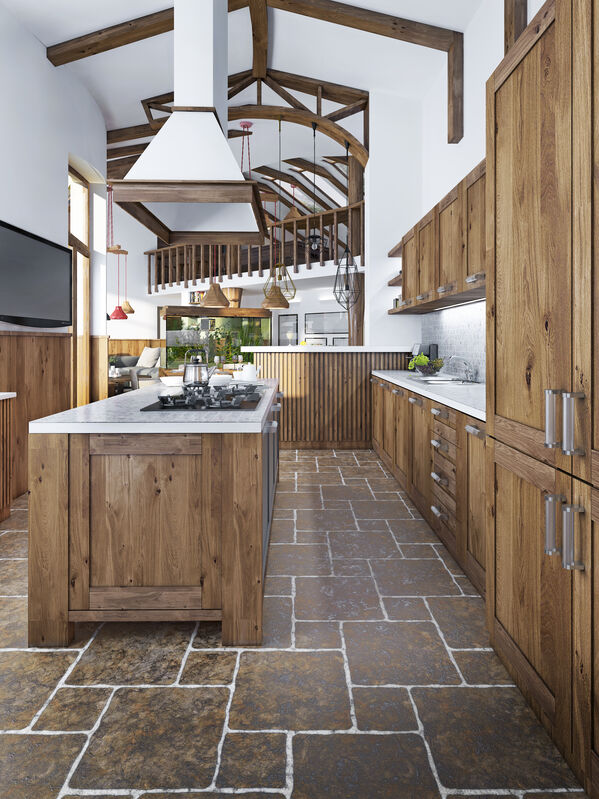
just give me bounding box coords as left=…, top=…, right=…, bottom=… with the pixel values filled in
left=447, top=33, right=464, bottom=144
left=107, top=120, right=165, bottom=144
left=107, top=155, right=140, bottom=180
left=325, top=97, right=367, bottom=123
left=107, top=142, right=149, bottom=159
left=284, top=157, right=347, bottom=194
left=267, top=68, right=367, bottom=105
left=249, top=0, right=269, bottom=78
left=255, top=165, right=338, bottom=210
left=504, top=0, right=528, bottom=54
left=229, top=103, right=369, bottom=166
left=254, top=177, right=312, bottom=215
left=229, top=74, right=256, bottom=100
left=263, top=76, right=311, bottom=112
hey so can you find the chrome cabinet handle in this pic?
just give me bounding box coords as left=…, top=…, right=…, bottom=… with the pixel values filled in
left=276, top=391, right=284, bottom=399
left=544, top=389, right=563, bottom=449
left=409, top=397, right=423, bottom=407
left=431, top=439, right=448, bottom=451
left=544, top=494, right=565, bottom=555
left=266, top=421, right=278, bottom=431
left=465, top=424, right=484, bottom=439
left=431, top=505, right=448, bottom=521
left=465, top=272, right=485, bottom=284
left=271, top=403, right=282, bottom=413
left=431, top=407, right=449, bottom=419
left=416, top=293, right=426, bottom=301
left=561, top=504, right=585, bottom=570
left=561, top=392, right=585, bottom=456
left=436, top=283, right=456, bottom=295
left=431, top=471, right=448, bottom=486
left=392, top=389, right=404, bottom=397
left=370, top=378, right=376, bottom=383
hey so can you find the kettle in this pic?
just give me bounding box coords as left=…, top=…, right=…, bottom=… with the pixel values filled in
left=183, top=349, right=215, bottom=384
left=238, top=362, right=262, bottom=382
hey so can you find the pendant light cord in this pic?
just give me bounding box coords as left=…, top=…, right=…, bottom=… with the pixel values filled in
left=107, top=186, right=114, bottom=248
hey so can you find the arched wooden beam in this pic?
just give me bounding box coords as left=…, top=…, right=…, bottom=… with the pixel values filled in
left=229, top=104, right=369, bottom=167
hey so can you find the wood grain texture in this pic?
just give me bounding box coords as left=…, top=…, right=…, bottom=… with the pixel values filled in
left=0, top=333, right=72, bottom=498
left=28, top=434, right=72, bottom=646
left=90, top=336, right=109, bottom=402
left=108, top=338, right=162, bottom=357
left=437, top=183, right=465, bottom=297
left=69, top=609, right=222, bottom=622
left=0, top=397, right=13, bottom=522
left=416, top=210, right=438, bottom=304
left=69, top=435, right=90, bottom=611
left=254, top=351, right=409, bottom=448
left=89, top=434, right=203, bottom=455
left=504, top=0, right=529, bottom=54
left=89, top=586, right=203, bottom=609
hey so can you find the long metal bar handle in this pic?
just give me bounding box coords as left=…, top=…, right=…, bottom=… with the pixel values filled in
left=561, top=504, right=585, bottom=571
left=431, top=439, right=448, bottom=452
left=561, top=392, right=585, bottom=456
left=544, top=494, right=565, bottom=555
left=431, top=407, right=449, bottom=419
left=431, top=505, right=448, bottom=521
left=431, top=471, right=448, bottom=486
left=409, top=397, right=423, bottom=407
left=465, top=424, right=484, bottom=439
left=544, top=389, right=563, bottom=449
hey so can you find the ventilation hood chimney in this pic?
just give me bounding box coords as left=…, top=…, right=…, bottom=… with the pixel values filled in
left=109, top=0, right=266, bottom=246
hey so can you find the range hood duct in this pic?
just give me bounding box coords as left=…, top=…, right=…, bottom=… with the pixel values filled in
left=109, top=0, right=266, bottom=245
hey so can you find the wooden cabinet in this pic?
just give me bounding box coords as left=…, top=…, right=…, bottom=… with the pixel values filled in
left=437, top=183, right=465, bottom=300
left=382, top=383, right=395, bottom=463
left=371, top=379, right=384, bottom=450
left=464, top=161, right=486, bottom=288
left=408, top=392, right=431, bottom=512
left=393, top=386, right=410, bottom=487
left=461, top=416, right=486, bottom=595
left=416, top=210, right=438, bottom=305
left=487, top=0, right=592, bottom=485
left=399, top=227, right=417, bottom=308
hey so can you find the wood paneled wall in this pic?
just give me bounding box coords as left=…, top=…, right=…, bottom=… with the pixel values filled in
left=108, top=338, right=164, bottom=357
left=0, top=333, right=72, bottom=497
left=0, top=397, right=13, bottom=520
left=90, top=336, right=109, bottom=403
left=254, top=351, right=410, bottom=448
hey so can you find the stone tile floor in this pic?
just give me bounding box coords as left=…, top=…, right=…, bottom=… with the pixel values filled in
left=0, top=449, right=588, bottom=798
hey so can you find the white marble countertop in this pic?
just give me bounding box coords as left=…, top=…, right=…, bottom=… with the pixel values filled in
left=29, top=380, right=279, bottom=434
left=371, top=370, right=486, bottom=422
left=0, top=393, right=16, bottom=400
left=242, top=346, right=412, bottom=353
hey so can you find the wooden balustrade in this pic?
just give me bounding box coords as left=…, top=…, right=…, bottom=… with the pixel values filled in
left=145, top=201, right=364, bottom=293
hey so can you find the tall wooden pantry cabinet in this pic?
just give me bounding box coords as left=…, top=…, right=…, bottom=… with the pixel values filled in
left=485, top=0, right=597, bottom=791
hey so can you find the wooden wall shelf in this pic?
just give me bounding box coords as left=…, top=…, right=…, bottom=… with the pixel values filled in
left=387, top=274, right=402, bottom=287
left=387, top=282, right=485, bottom=315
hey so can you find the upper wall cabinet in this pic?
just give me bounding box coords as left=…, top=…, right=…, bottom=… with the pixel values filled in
left=390, top=160, right=486, bottom=315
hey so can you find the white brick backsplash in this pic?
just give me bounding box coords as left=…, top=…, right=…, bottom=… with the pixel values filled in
left=420, top=300, right=486, bottom=382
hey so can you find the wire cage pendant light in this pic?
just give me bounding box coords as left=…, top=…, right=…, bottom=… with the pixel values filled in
left=334, top=246, right=361, bottom=310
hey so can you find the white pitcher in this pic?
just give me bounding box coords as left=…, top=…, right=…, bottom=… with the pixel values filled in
left=239, top=363, right=262, bottom=381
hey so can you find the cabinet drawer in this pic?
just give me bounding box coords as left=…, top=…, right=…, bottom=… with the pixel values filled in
left=433, top=418, right=457, bottom=446
left=430, top=489, right=456, bottom=533
left=431, top=429, right=457, bottom=464
left=432, top=480, right=456, bottom=517
left=432, top=451, right=456, bottom=498
left=430, top=404, right=457, bottom=428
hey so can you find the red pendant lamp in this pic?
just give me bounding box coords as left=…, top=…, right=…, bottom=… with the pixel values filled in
left=107, top=186, right=128, bottom=320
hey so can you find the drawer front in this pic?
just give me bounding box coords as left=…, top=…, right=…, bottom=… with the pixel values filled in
left=432, top=451, right=456, bottom=499
left=432, top=480, right=457, bottom=519
left=430, top=404, right=457, bottom=429
left=430, top=488, right=456, bottom=533
left=431, top=428, right=457, bottom=464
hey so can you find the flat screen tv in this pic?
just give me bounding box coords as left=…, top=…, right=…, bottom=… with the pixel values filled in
left=0, top=219, right=72, bottom=327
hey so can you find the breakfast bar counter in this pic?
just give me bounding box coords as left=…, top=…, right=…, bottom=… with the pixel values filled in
left=27, top=381, right=279, bottom=648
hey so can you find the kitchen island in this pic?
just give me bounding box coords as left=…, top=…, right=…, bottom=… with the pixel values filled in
left=27, top=380, right=279, bottom=648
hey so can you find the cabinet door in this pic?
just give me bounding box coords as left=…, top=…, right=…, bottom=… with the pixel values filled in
left=487, top=438, right=572, bottom=757
left=464, top=160, right=486, bottom=290
left=463, top=415, right=486, bottom=595
left=416, top=210, right=438, bottom=305
left=400, top=228, right=417, bottom=309
left=487, top=2, right=592, bottom=481
left=382, top=383, right=395, bottom=463
left=393, top=387, right=410, bottom=487
left=437, top=184, right=465, bottom=299
left=409, top=393, right=431, bottom=514
left=372, top=379, right=384, bottom=450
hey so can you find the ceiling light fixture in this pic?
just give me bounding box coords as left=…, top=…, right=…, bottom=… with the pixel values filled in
left=333, top=141, right=362, bottom=311
left=106, top=186, right=128, bottom=321
left=263, top=118, right=290, bottom=310
left=201, top=245, right=230, bottom=308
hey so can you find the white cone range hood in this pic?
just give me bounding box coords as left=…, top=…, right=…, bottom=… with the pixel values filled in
left=110, top=0, right=267, bottom=245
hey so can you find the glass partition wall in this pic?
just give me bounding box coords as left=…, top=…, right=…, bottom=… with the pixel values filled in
left=165, top=313, right=271, bottom=368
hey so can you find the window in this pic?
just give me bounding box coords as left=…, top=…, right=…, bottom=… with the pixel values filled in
left=68, top=167, right=91, bottom=407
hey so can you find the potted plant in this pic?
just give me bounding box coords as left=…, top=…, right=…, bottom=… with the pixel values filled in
left=408, top=353, right=444, bottom=375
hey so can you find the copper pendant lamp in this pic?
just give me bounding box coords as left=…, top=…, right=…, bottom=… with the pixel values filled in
left=262, top=119, right=291, bottom=311
left=201, top=246, right=230, bottom=308
left=262, top=281, right=290, bottom=309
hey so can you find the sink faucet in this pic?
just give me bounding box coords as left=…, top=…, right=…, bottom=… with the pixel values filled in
left=445, top=356, right=475, bottom=382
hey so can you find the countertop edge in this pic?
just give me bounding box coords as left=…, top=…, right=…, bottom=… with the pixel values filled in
left=371, top=370, right=486, bottom=423
left=0, top=393, right=16, bottom=400
left=242, top=346, right=412, bottom=353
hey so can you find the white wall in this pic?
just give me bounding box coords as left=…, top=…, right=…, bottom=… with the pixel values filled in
left=363, top=91, right=423, bottom=349
left=0, top=0, right=107, bottom=334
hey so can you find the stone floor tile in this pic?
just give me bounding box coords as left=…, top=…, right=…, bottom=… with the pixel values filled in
left=332, top=558, right=372, bottom=576
left=270, top=519, right=295, bottom=543
left=0, top=510, right=28, bottom=531
left=352, top=499, right=412, bottom=519
left=0, top=651, right=75, bottom=728
left=383, top=597, right=432, bottom=620
left=357, top=518, right=389, bottom=531
left=400, top=543, right=438, bottom=558
left=216, top=732, right=287, bottom=788
left=0, top=531, right=27, bottom=558
left=317, top=455, right=358, bottom=466
left=274, top=492, right=322, bottom=510
left=295, top=576, right=383, bottom=620
left=267, top=544, right=331, bottom=576
left=0, top=597, right=27, bottom=647
left=139, top=794, right=286, bottom=799
left=277, top=479, right=297, bottom=492
left=295, top=621, right=341, bottom=649
left=365, top=477, right=404, bottom=491
left=321, top=484, right=373, bottom=501
left=273, top=508, right=294, bottom=520
left=179, top=651, right=237, bottom=684
left=68, top=622, right=194, bottom=685
left=264, top=575, right=292, bottom=596
left=413, top=687, right=579, bottom=790
left=33, top=687, right=112, bottom=731
left=328, top=530, right=399, bottom=559
left=0, top=733, right=86, bottom=799
left=427, top=596, right=489, bottom=649
left=296, top=474, right=344, bottom=486
left=344, top=621, right=460, bottom=685
left=339, top=465, right=388, bottom=479
left=0, top=559, right=27, bottom=595
left=388, top=519, right=440, bottom=543
left=295, top=530, right=327, bottom=543
left=446, top=795, right=517, bottom=798
left=454, top=650, right=513, bottom=685
left=71, top=687, right=228, bottom=790
left=10, top=493, right=28, bottom=510
left=229, top=651, right=351, bottom=730
left=322, top=498, right=351, bottom=509
left=292, top=733, right=441, bottom=799
left=193, top=621, right=223, bottom=648
left=371, top=558, right=460, bottom=597
left=353, top=686, right=418, bottom=731
left=263, top=596, right=293, bottom=647
left=454, top=574, right=479, bottom=595
left=522, top=794, right=587, bottom=798
left=296, top=508, right=356, bottom=531
left=435, top=546, right=465, bottom=575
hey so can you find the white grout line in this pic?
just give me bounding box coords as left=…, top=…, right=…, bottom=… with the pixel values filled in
left=174, top=622, right=199, bottom=684
left=338, top=621, right=358, bottom=731
left=422, top=597, right=466, bottom=685
left=207, top=649, right=242, bottom=792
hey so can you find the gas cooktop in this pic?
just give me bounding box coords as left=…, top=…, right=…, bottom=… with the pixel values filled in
left=140, top=381, right=265, bottom=412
